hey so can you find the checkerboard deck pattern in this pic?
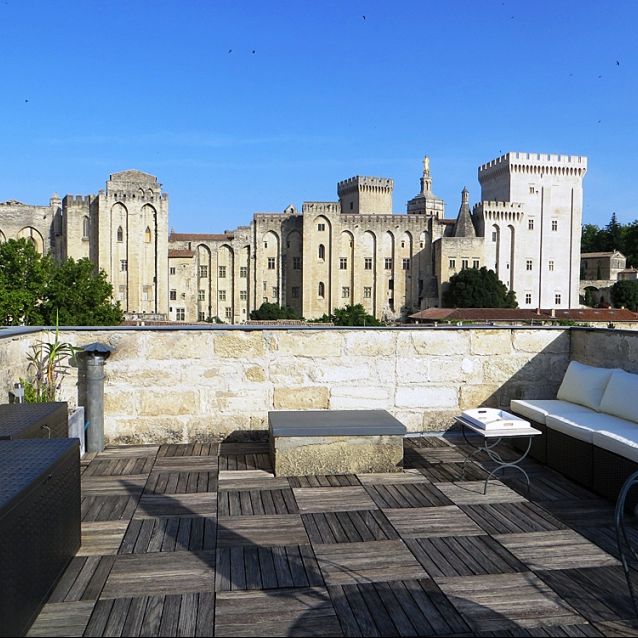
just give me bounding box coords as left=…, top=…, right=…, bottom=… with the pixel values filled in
left=27, top=436, right=638, bottom=637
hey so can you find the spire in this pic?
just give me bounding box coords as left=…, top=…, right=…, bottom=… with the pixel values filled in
left=454, top=187, right=476, bottom=237
left=420, top=155, right=432, bottom=194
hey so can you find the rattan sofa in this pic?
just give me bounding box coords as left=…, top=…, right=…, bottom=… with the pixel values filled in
left=510, top=361, right=638, bottom=503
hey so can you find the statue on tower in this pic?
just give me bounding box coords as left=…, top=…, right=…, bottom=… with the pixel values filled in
left=423, top=156, right=430, bottom=176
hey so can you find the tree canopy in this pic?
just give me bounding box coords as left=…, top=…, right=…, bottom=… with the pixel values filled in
left=0, top=239, right=123, bottom=326
left=581, top=213, right=638, bottom=267
left=610, top=280, right=638, bottom=312
left=310, top=304, right=382, bottom=326
left=443, top=267, right=517, bottom=308
left=249, top=302, right=300, bottom=320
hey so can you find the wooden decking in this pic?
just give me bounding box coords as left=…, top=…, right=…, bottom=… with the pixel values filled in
left=26, top=435, right=638, bottom=637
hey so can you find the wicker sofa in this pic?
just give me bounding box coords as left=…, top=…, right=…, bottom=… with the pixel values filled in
left=510, top=361, right=638, bottom=502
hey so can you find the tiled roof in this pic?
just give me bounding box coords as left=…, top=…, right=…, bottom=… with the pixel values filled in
left=169, top=232, right=234, bottom=242
left=581, top=251, right=625, bottom=258
left=409, top=307, right=638, bottom=322
left=168, top=249, right=194, bottom=258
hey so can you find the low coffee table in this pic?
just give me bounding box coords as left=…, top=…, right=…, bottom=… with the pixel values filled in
left=268, top=409, right=407, bottom=477
left=456, top=413, right=542, bottom=494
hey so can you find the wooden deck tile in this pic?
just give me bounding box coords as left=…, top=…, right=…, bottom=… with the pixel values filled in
left=134, top=492, right=216, bottom=518
left=385, top=505, right=484, bottom=539
left=503, top=471, right=600, bottom=503
left=314, top=539, right=428, bottom=585
left=219, top=453, right=272, bottom=472
left=218, top=473, right=289, bottom=491
left=294, top=487, right=377, bottom=513
left=409, top=447, right=467, bottom=464
left=434, top=480, right=526, bottom=505
left=158, top=443, right=218, bottom=457
left=474, top=623, right=603, bottom=636
left=83, top=457, right=155, bottom=477
left=495, top=530, right=619, bottom=571
left=78, top=521, right=129, bottom=556
left=152, top=456, right=218, bottom=472
left=406, top=535, right=527, bottom=578
left=405, top=436, right=453, bottom=449
left=215, top=587, right=342, bottom=637
left=436, top=572, right=585, bottom=631
left=119, top=517, right=217, bottom=554
left=417, top=461, right=488, bottom=483
left=593, top=620, right=638, bottom=636
left=289, top=474, right=361, bottom=488
left=357, top=469, right=429, bottom=485
left=97, top=445, right=159, bottom=458
left=460, top=502, right=568, bottom=535
left=101, top=551, right=215, bottom=598
left=81, top=474, right=148, bottom=497
left=218, top=441, right=270, bottom=456
left=541, top=499, right=617, bottom=529
left=537, top=566, right=636, bottom=623
left=580, top=525, right=638, bottom=560
left=365, top=482, right=452, bottom=508
left=328, top=579, right=471, bottom=637
left=144, top=471, right=217, bottom=495
left=81, top=495, right=139, bottom=522
left=215, top=544, right=323, bottom=591
left=219, top=488, right=298, bottom=516
left=82, top=592, right=215, bottom=637
left=302, top=510, right=399, bottom=544
left=48, top=555, right=116, bottom=602
left=26, top=600, right=95, bottom=637
left=217, top=514, right=310, bottom=547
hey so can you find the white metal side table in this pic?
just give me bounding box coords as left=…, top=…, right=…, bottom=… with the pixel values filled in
left=456, top=415, right=542, bottom=495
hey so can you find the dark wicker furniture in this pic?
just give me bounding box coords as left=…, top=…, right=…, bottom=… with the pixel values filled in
left=0, top=402, right=68, bottom=440
left=546, top=428, right=594, bottom=489
left=511, top=419, right=547, bottom=463
left=0, top=438, right=80, bottom=637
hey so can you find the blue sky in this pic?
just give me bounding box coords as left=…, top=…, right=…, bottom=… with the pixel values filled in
left=1, top=1, right=636, bottom=232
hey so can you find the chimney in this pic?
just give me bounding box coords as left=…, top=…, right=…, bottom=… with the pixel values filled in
left=551, top=308, right=556, bottom=318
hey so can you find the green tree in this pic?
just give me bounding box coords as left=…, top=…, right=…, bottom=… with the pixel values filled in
left=43, top=258, right=123, bottom=326
left=0, top=239, right=122, bottom=326
left=249, top=302, right=300, bottom=320
left=443, top=267, right=517, bottom=308
left=604, top=212, right=622, bottom=251
left=331, top=304, right=381, bottom=326
left=0, top=238, right=52, bottom=325
left=581, top=223, right=602, bottom=253
left=611, top=280, right=638, bottom=311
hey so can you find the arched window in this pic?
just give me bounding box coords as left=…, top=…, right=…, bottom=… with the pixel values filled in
left=116, top=226, right=123, bottom=242
left=82, top=216, right=89, bottom=239
left=144, top=226, right=152, bottom=243
left=318, top=282, right=325, bottom=298
left=318, top=244, right=325, bottom=260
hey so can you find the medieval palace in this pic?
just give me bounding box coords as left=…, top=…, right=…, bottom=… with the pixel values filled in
left=0, top=151, right=587, bottom=322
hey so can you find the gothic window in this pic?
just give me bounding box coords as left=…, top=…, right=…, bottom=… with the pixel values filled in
left=117, top=226, right=123, bottom=243
left=144, top=226, right=152, bottom=243
left=82, top=216, right=89, bottom=239
left=318, top=282, right=325, bottom=298
left=318, top=244, right=325, bottom=260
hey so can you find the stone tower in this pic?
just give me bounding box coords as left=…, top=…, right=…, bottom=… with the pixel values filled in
left=477, top=152, right=587, bottom=308
left=407, top=155, right=445, bottom=218
left=337, top=176, right=394, bottom=215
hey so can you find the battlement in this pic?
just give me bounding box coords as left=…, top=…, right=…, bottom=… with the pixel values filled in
left=337, top=176, right=394, bottom=194
left=63, top=195, right=92, bottom=206
left=479, top=152, right=588, bottom=180
left=474, top=201, right=525, bottom=223
left=476, top=201, right=525, bottom=211
left=302, top=202, right=341, bottom=214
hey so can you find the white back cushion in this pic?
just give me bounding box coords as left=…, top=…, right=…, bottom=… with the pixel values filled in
left=599, top=370, right=638, bottom=423
left=556, top=361, right=614, bottom=410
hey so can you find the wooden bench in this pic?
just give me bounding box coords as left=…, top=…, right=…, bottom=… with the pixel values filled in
left=268, top=409, right=407, bottom=477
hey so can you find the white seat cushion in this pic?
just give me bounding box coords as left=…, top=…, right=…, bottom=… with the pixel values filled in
left=556, top=361, right=615, bottom=411
left=599, top=370, right=638, bottom=424
left=510, top=399, right=594, bottom=425
left=546, top=412, right=628, bottom=444
left=593, top=419, right=638, bottom=464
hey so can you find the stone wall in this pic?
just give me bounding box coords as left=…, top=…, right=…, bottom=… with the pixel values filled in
left=571, top=328, right=638, bottom=373
left=0, top=326, right=572, bottom=444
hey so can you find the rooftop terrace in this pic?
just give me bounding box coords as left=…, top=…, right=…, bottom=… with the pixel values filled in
left=27, top=434, right=638, bottom=637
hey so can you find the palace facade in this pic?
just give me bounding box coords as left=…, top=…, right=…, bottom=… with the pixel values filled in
left=0, top=152, right=587, bottom=322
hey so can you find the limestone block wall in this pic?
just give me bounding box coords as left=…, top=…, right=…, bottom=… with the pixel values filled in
left=570, top=328, right=638, bottom=373
left=0, top=326, right=572, bottom=444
